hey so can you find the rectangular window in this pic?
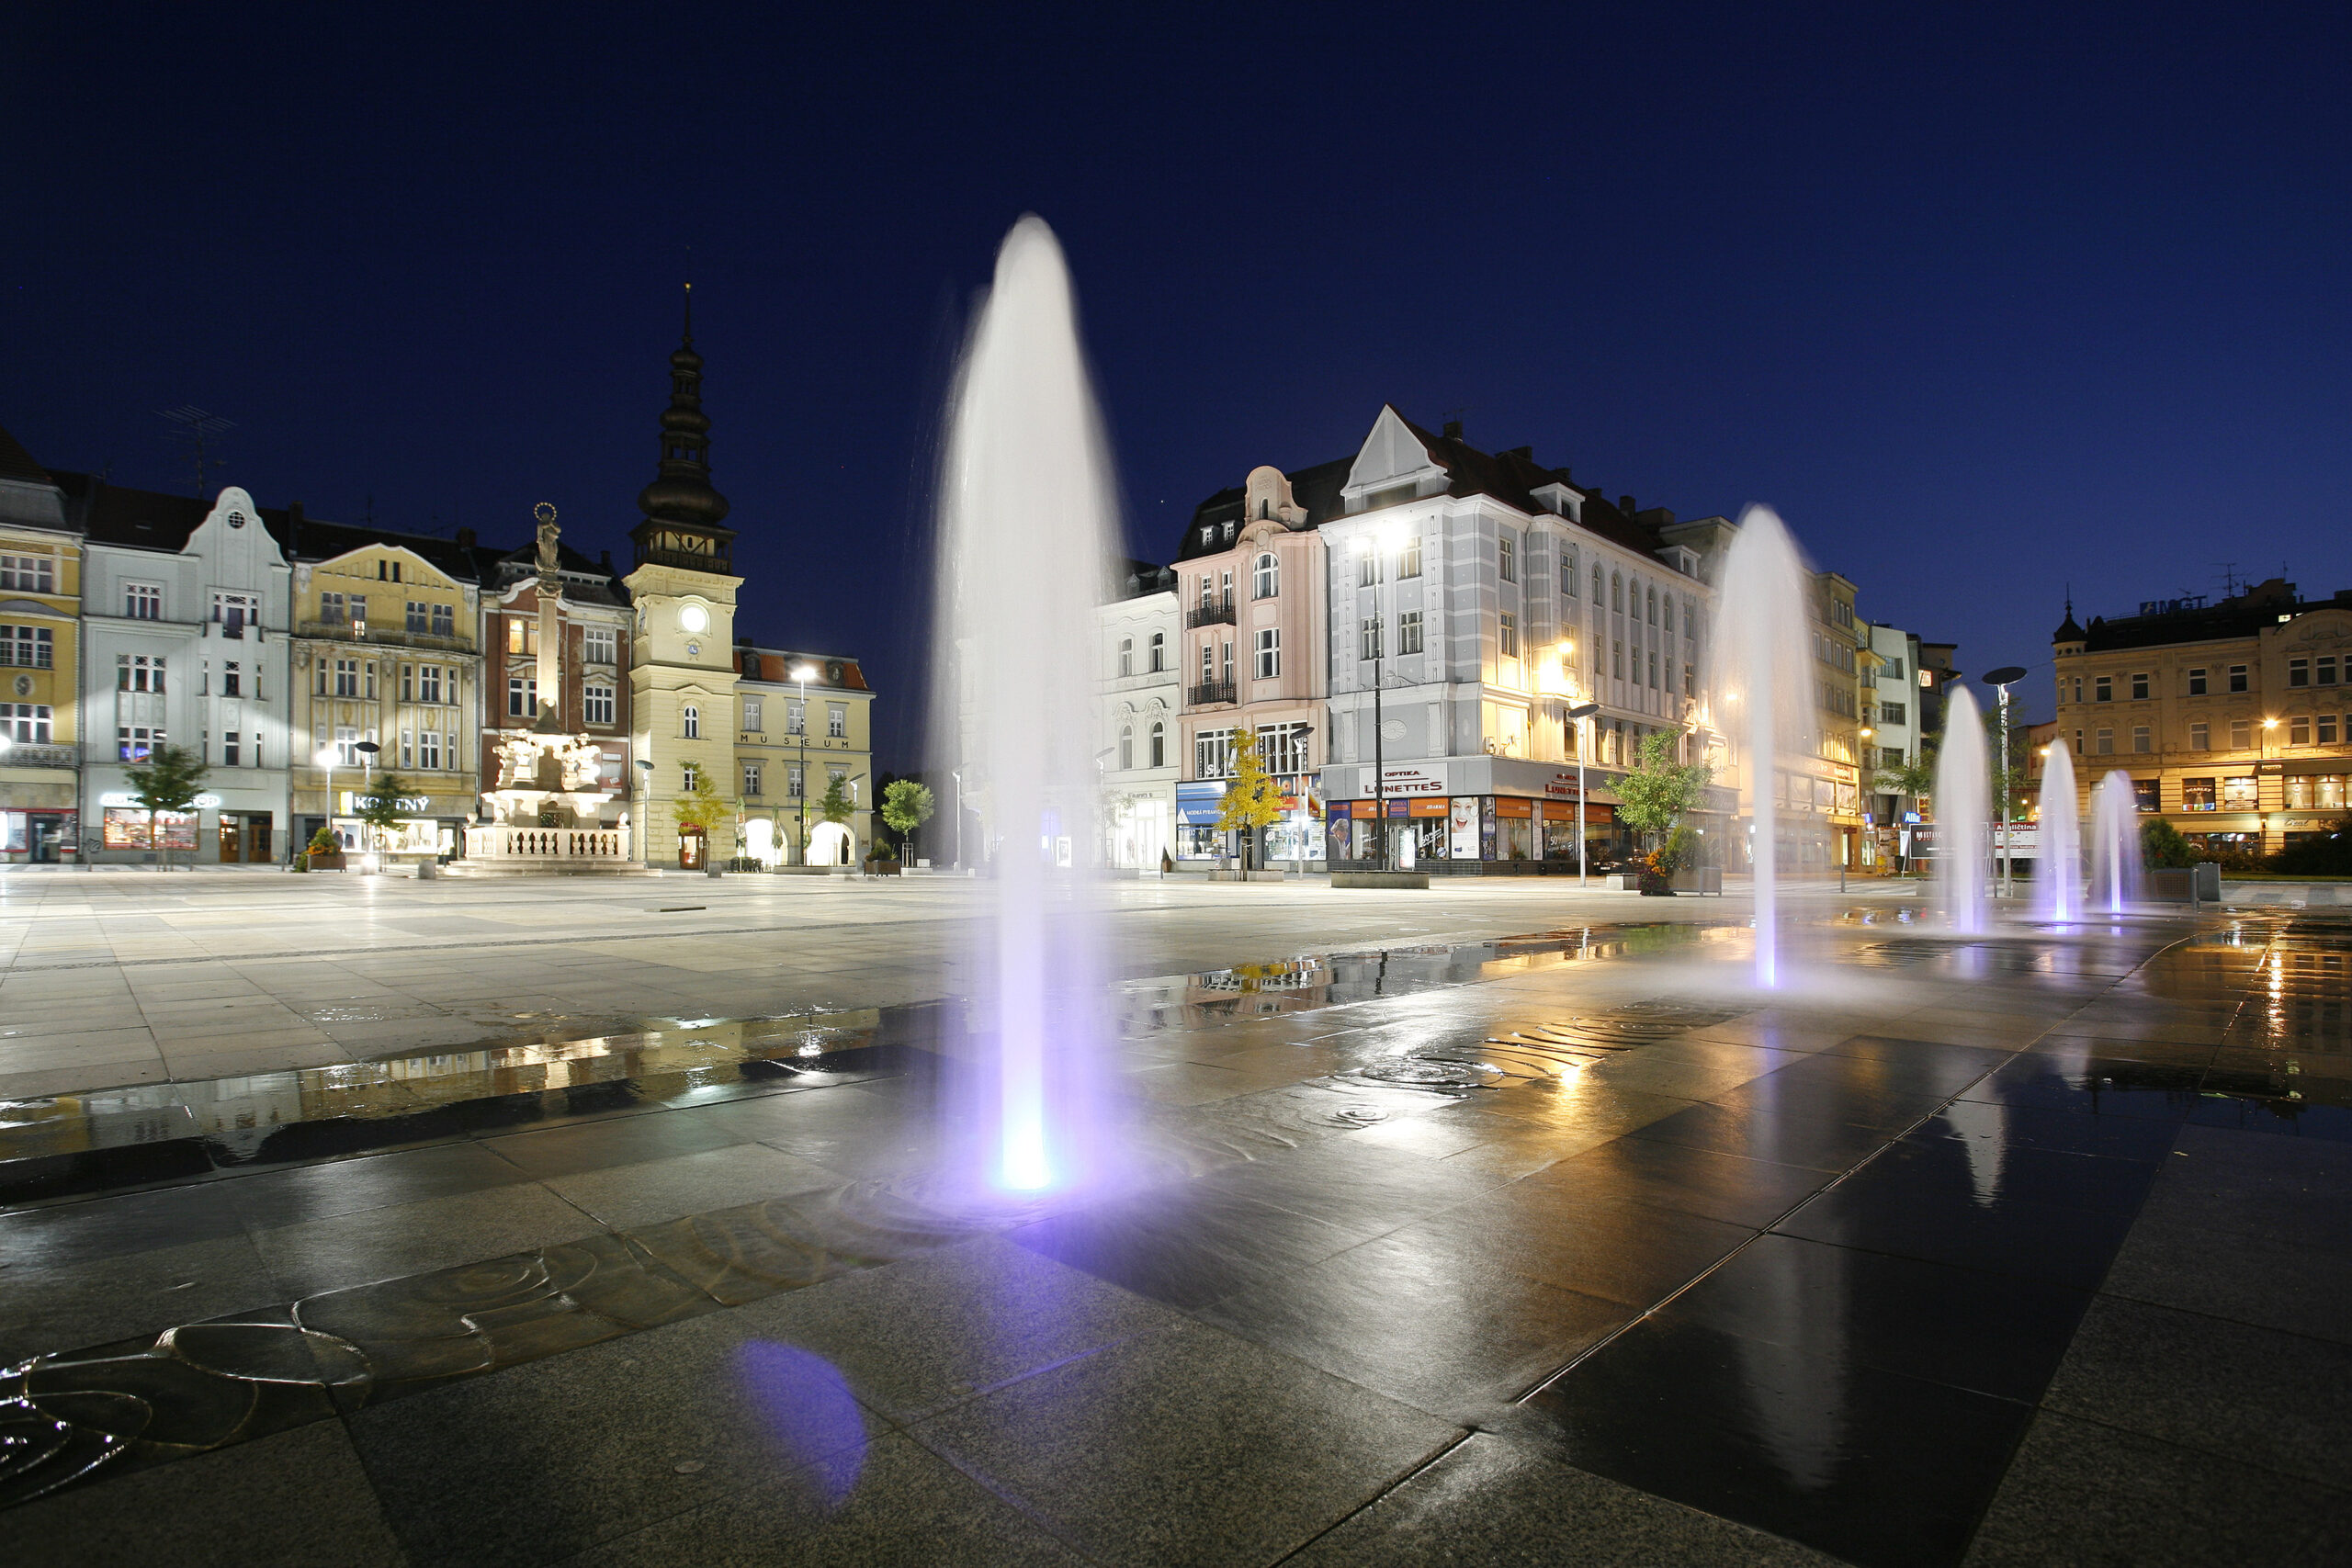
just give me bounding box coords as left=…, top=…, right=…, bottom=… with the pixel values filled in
left=321, top=591, right=346, bottom=625
left=582, top=627, right=616, bottom=664
left=507, top=674, right=537, bottom=717
left=2189, top=721, right=2209, bottom=750
left=2, top=704, right=53, bottom=742
left=2133, top=778, right=2160, bottom=812
left=1649, top=648, right=1660, bottom=688
left=828, top=704, right=846, bottom=739
left=2319, top=656, right=2339, bottom=686
left=2188, top=668, right=2207, bottom=695
left=2094, top=675, right=2112, bottom=702
left=1498, top=613, right=1519, bottom=659
left=2322, top=716, right=2340, bottom=745
left=2132, top=726, right=2151, bottom=753
left=1879, top=701, right=1906, bottom=725
left=1498, top=534, right=1516, bottom=582
left=2230, top=718, right=2250, bottom=750
left=743, top=762, right=763, bottom=796
left=418, top=665, right=442, bottom=704
left=1358, top=550, right=1383, bottom=587
left=2096, top=727, right=2113, bottom=754
left=117, top=724, right=163, bottom=761
left=2290, top=658, right=2310, bottom=688
left=405, top=600, right=429, bottom=633
left=786, top=700, right=806, bottom=736
left=1398, top=609, right=1423, bottom=655
left=2229, top=665, right=2249, bottom=694
left=2132, top=672, right=2150, bottom=700
left=349, top=594, right=368, bottom=628
left=1397, top=537, right=1421, bottom=579
left=334, top=726, right=359, bottom=765
left=125, top=583, right=163, bottom=620
left=0, top=626, right=53, bottom=668
left=742, top=696, right=763, bottom=731
left=1360, top=616, right=1383, bottom=661
left=428, top=731, right=448, bottom=770
left=222, top=731, right=240, bottom=767
left=365, top=662, right=377, bottom=700
left=432, top=603, right=454, bottom=637
left=2291, top=716, right=2311, bottom=745
left=399, top=728, right=413, bottom=768
left=682, top=762, right=700, bottom=792
left=116, top=653, right=166, bottom=693
left=1253, top=627, right=1280, bottom=679
left=1193, top=728, right=1233, bottom=779
left=2222, top=775, right=2257, bottom=809
left=0, top=554, right=54, bottom=592
left=2182, top=777, right=2215, bottom=810
left=1562, top=547, right=1578, bottom=596
left=582, top=683, right=614, bottom=725
left=1612, top=639, right=1624, bottom=681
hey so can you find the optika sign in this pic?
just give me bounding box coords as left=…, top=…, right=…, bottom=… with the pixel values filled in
left=1378, top=767, right=1447, bottom=795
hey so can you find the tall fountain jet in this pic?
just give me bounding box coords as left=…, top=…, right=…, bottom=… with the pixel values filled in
left=1936, top=686, right=1991, bottom=933
left=2038, top=739, right=2084, bottom=921
left=932, top=217, right=1120, bottom=1194
left=2086, top=770, right=2143, bottom=913
left=1707, top=506, right=1816, bottom=988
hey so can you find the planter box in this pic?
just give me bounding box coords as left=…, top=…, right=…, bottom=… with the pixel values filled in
left=1331, top=871, right=1430, bottom=890
left=1670, top=866, right=1724, bottom=895
left=307, top=852, right=347, bottom=872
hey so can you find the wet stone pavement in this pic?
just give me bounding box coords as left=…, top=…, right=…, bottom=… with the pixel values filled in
left=1, top=912, right=2346, bottom=1566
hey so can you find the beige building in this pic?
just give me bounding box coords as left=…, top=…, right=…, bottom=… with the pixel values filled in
left=0, top=427, right=80, bottom=862
left=733, top=644, right=873, bottom=865
left=2053, top=579, right=2352, bottom=854
left=288, top=520, right=483, bottom=856
left=624, top=294, right=743, bottom=869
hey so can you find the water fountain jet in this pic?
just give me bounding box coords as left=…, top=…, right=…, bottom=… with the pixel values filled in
left=1936, top=687, right=1991, bottom=933
left=2037, top=739, right=2084, bottom=921
left=2086, top=770, right=2143, bottom=913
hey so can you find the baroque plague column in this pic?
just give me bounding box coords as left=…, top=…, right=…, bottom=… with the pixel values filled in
left=463, top=504, right=627, bottom=868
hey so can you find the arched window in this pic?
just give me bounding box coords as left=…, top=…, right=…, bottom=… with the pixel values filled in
left=1148, top=721, right=1165, bottom=769
left=682, top=704, right=699, bottom=739
left=1647, top=587, right=1657, bottom=625
left=1611, top=572, right=1623, bottom=613
left=1118, top=637, right=1133, bottom=676
left=1253, top=553, right=1278, bottom=600
left=1148, top=632, right=1165, bottom=672
left=1120, top=725, right=1135, bottom=770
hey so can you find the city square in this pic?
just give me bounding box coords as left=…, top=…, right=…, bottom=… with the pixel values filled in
left=6, top=5, right=2348, bottom=1564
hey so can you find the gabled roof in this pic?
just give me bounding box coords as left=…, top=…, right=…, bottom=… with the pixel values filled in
left=287, top=516, right=481, bottom=581
left=0, top=423, right=53, bottom=485
left=54, top=472, right=223, bottom=552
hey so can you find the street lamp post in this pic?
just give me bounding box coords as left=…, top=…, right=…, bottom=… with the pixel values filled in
left=313, top=747, right=339, bottom=855
left=1982, top=667, right=2028, bottom=899
left=791, top=662, right=818, bottom=865
left=1566, top=702, right=1600, bottom=887
left=634, top=757, right=654, bottom=864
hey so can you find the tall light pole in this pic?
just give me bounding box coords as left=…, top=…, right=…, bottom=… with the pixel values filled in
left=1982, top=666, right=2028, bottom=899
left=1566, top=702, right=1600, bottom=887
left=634, top=757, right=654, bottom=864
left=314, top=746, right=339, bottom=852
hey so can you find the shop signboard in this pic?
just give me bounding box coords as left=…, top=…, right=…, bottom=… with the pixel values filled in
left=1543, top=770, right=1580, bottom=800
left=1174, top=782, right=1226, bottom=826
left=1378, top=766, right=1449, bottom=796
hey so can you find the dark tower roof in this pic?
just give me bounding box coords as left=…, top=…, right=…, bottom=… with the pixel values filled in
left=2053, top=597, right=2085, bottom=643
left=631, top=285, right=736, bottom=572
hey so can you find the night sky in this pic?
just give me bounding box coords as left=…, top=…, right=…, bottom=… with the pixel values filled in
left=8, top=5, right=2346, bottom=770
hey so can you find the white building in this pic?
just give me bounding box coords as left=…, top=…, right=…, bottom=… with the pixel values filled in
left=75, top=484, right=294, bottom=863
left=1860, top=619, right=1927, bottom=840
left=1099, top=562, right=1180, bottom=870
left=1317, top=407, right=1720, bottom=873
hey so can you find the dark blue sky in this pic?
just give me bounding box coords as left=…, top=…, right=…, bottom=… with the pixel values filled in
left=8, top=4, right=2346, bottom=768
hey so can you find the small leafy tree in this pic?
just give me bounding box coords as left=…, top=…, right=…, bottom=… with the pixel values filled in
left=2141, top=817, right=2199, bottom=871
left=1214, top=731, right=1286, bottom=866
left=670, top=769, right=729, bottom=862
left=123, top=742, right=208, bottom=871
left=881, top=779, right=935, bottom=863
left=817, top=772, right=855, bottom=827
left=353, top=771, right=413, bottom=855
left=1615, top=728, right=1713, bottom=886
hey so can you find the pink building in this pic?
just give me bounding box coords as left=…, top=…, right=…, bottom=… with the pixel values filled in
left=1173, top=462, right=1342, bottom=864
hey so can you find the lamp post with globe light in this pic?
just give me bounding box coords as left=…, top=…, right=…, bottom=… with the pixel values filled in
left=791, top=662, right=819, bottom=863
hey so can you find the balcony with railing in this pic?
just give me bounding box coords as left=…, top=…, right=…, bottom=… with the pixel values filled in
left=1185, top=599, right=1237, bottom=629
left=0, top=742, right=76, bottom=771
left=1188, top=680, right=1238, bottom=707
left=299, top=620, right=476, bottom=654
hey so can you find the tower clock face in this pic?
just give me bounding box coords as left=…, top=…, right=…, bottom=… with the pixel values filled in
left=678, top=604, right=709, bottom=635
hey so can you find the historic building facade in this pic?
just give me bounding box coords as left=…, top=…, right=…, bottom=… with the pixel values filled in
left=1099, top=561, right=1180, bottom=870
left=287, top=517, right=484, bottom=856
left=623, top=290, right=745, bottom=869
left=1173, top=464, right=1336, bottom=866
left=1317, top=407, right=1719, bottom=873
left=733, top=643, right=873, bottom=865
left=0, top=427, right=81, bottom=863
left=2053, top=579, right=2352, bottom=854
left=73, top=484, right=293, bottom=863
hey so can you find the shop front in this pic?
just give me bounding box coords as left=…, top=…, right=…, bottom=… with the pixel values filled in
left=1175, top=781, right=1226, bottom=862
left=2, top=808, right=77, bottom=863
left=91, top=788, right=288, bottom=866
left=1317, top=756, right=1646, bottom=874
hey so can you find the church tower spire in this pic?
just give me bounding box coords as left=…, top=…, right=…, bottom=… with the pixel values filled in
left=631, top=281, right=735, bottom=571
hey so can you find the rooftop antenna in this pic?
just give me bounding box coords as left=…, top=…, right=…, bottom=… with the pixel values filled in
left=2215, top=562, right=2246, bottom=598
left=157, top=406, right=233, bottom=496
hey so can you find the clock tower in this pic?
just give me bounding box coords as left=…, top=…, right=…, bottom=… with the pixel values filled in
left=624, top=284, right=743, bottom=866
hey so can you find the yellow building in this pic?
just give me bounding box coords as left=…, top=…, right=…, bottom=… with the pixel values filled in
left=1811, top=571, right=1866, bottom=869
left=733, top=645, right=875, bottom=865
left=2053, top=579, right=2352, bottom=855
left=623, top=293, right=743, bottom=869
left=288, top=520, right=484, bottom=856
left=0, top=426, right=80, bottom=862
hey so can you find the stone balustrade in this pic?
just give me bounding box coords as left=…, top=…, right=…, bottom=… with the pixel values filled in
left=461, top=825, right=632, bottom=868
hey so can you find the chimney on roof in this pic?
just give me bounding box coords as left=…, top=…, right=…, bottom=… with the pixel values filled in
left=1442, top=419, right=1463, bottom=440
left=1620, top=495, right=1635, bottom=514
left=288, top=501, right=305, bottom=526
left=455, top=525, right=477, bottom=547
left=599, top=548, right=612, bottom=569
left=1505, top=446, right=1532, bottom=461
